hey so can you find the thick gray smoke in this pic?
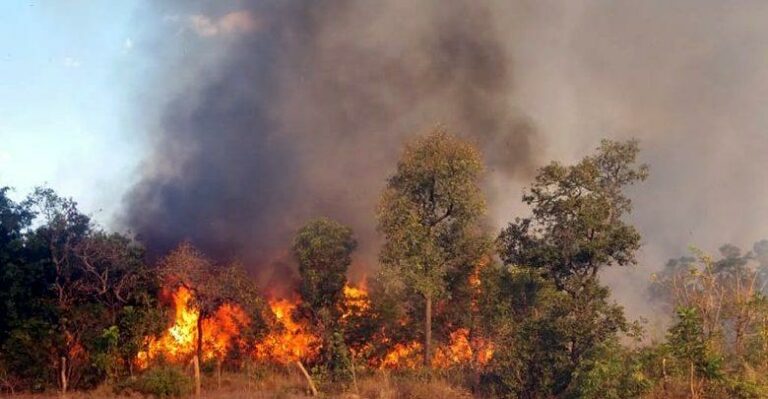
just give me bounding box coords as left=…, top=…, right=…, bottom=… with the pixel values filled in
left=123, top=0, right=537, bottom=286
left=124, top=1, right=768, bottom=317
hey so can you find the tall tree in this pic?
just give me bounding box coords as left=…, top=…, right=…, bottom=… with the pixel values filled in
left=377, top=128, right=486, bottom=367
left=25, top=187, right=92, bottom=394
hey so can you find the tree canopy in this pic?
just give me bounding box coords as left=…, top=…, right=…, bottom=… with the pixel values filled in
left=377, top=128, right=488, bottom=366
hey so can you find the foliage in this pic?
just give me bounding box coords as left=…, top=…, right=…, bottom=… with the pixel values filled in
left=0, top=186, right=162, bottom=391
left=293, top=217, right=357, bottom=322
left=487, top=140, right=647, bottom=397
left=292, top=217, right=357, bottom=381
left=377, top=128, right=488, bottom=366
left=566, top=339, right=651, bottom=399
left=130, top=365, right=193, bottom=398
left=12, top=136, right=768, bottom=398
left=479, top=267, right=636, bottom=398
left=649, top=244, right=768, bottom=398
left=498, top=139, right=648, bottom=293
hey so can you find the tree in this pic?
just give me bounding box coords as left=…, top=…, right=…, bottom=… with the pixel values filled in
left=498, top=139, right=648, bottom=295
left=479, top=266, right=634, bottom=398
left=293, top=218, right=357, bottom=382
left=156, top=243, right=266, bottom=393
left=377, top=128, right=486, bottom=367
left=0, top=187, right=162, bottom=391
left=654, top=246, right=765, bottom=351
left=491, top=139, right=648, bottom=396
left=667, top=307, right=712, bottom=398
left=0, top=187, right=56, bottom=391
left=293, top=217, right=357, bottom=323
left=0, top=187, right=35, bottom=345
left=25, top=187, right=92, bottom=394
left=70, top=231, right=162, bottom=381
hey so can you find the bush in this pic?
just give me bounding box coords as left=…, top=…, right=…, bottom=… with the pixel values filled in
left=131, top=365, right=193, bottom=398
left=566, top=340, right=651, bottom=399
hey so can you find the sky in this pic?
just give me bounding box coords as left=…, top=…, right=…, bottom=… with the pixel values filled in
left=0, top=0, right=143, bottom=223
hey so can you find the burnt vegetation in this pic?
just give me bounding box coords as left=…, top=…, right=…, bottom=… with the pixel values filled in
left=3, top=131, right=768, bottom=399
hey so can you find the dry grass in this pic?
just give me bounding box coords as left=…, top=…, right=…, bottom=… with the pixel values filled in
left=0, top=369, right=474, bottom=399
left=356, top=372, right=472, bottom=399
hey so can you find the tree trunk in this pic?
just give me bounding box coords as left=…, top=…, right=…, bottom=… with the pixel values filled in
left=60, top=356, right=68, bottom=397
left=193, top=355, right=201, bottom=397
left=295, top=361, right=318, bottom=396
left=196, top=316, right=203, bottom=369
left=216, top=359, right=222, bottom=389
left=195, top=316, right=203, bottom=397
left=349, top=352, right=359, bottom=395
left=689, top=361, right=696, bottom=399
left=424, top=294, right=432, bottom=368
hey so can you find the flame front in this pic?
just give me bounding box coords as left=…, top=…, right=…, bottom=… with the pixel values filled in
left=136, top=286, right=249, bottom=368
left=379, top=328, right=494, bottom=369
left=252, top=298, right=320, bottom=364
left=136, top=281, right=493, bottom=370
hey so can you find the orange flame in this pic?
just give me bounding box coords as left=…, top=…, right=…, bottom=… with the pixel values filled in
left=136, top=279, right=493, bottom=370
left=379, top=329, right=494, bottom=369
left=252, top=298, right=320, bottom=364
left=380, top=341, right=423, bottom=369
left=136, top=286, right=249, bottom=368
left=342, top=283, right=370, bottom=318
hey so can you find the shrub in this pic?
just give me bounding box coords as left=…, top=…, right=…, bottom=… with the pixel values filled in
left=131, top=365, right=193, bottom=398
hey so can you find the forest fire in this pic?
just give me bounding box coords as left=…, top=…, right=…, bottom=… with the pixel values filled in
left=137, top=282, right=372, bottom=367
left=135, top=286, right=249, bottom=368
left=342, top=284, right=370, bottom=317
left=379, top=328, right=494, bottom=369
left=252, top=298, right=320, bottom=364
left=136, top=281, right=492, bottom=370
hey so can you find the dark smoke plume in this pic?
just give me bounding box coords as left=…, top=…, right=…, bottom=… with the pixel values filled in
left=125, top=1, right=768, bottom=324
left=123, top=1, right=537, bottom=285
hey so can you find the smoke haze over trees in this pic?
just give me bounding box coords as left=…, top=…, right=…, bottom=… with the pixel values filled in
left=121, top=1, right=768, bottom=307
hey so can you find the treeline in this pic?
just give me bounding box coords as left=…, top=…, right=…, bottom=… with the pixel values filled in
left=2, top=129, right=768, bottom=398
left=0, top=187, right=164, bottom=391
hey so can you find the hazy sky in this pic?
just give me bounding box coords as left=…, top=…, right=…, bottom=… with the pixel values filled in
left=0, top=0, right=143, bottom=222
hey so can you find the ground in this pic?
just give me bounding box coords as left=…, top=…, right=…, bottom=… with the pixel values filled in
left=1, top=370, right=474, bottom=399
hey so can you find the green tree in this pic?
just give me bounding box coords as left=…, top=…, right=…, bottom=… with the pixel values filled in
left=377, top=128, right=486, bottom=367
left=0, top=187, right=57, bottom=391
left=293, top=217, right=357, bottom=323
left=0, top=187, right=161, bottom=391
left=292, top=217, right=357, bottom=382
left=566, top=339, right=651, bottom=399
left=25, top=187, right=92, bottom=393
left=491, top=139, right=648, bottom=396
left=667, top=307, right=714, bottom=398
left=498, top=139, right=648, bottom=294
